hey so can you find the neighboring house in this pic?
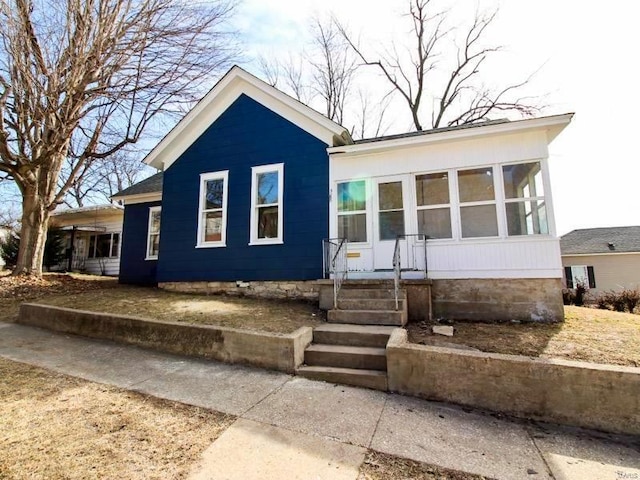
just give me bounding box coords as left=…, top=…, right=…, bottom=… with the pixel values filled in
left=113, top=66, right=573, bottom=322
left=561, top=226, right=640, bottom=293
left=50, top=204, right=124, bottom=276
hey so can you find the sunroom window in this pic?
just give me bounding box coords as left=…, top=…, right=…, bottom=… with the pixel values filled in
left=415, top=172, right=452, bottom=239
left=337, top=180, right=367, bottom=242
left=250, top=163, right=283, bottom=244
left=458, top=167, right=498, bottom=238
left=502, top=161, right=548, bottom=236
left=197, top=171, right=228, bottom=247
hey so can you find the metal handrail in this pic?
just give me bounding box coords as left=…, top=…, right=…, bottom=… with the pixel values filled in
left=392, top=237, right=401, bottom=310
left=392, top=233, right=429, bottom=310
left=322, top=238, right=348, bottom=308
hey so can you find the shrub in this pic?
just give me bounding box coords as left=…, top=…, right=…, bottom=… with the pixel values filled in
left=595, top=289, right=639, bottom=313
left=0, top=230, right=20, bottom=268
left=574, top=281, right=588, bottom=307
left=43, top=229, right=66, bottom=271
left=0, top=228, right=66, bottom=271
left=621, top=288, right=640, bottom=313
left=562, top=289, right=575, bottom=306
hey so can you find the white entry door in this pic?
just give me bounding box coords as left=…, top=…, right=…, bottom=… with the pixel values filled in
left=373, top=175, right=411, bottom=270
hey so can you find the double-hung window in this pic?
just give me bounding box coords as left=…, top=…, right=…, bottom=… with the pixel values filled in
left=457, top=167, right=498, bottom=238
left=250, top=163, right=283, bottom=244
left=197, top=171, right=229, bottom=247
left=146, top=207, right=161, bottom=260
left=415, top=172, right=452, bottom=239
left=337, top=180, right=367, bottom=242
left=502, top=161, right=548, bottom=236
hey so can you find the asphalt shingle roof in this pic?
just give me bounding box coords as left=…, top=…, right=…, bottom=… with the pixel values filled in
left=114, top=172, right=163, bottom=198
left=560, top=226, right=640, bottom=255
left=353, top=118, right=510, bottom=144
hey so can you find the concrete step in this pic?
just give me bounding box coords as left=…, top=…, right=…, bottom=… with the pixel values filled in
left=337, top=298, right=404, bottom=311
left=337, top=288, right=405, bottom=300
left=304, top=344, right=387, bottom=371
left=327, top=309, right=406, bottom=326
left=296, top=365, right=387, bottom=391
left=313, top=324, right=396, bottom=348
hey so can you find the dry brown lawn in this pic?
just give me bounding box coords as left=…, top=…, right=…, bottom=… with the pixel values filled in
left=0, top=273, right=323, bottom=334
left=0, top=358, right=234, bottom=480
left=0, top=358, right=481, bottom=480
left=408, top=306, right=640, bottom=367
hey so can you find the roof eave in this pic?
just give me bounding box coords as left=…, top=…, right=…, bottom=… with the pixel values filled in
left=111, top=191, right=162, bottom=205
left=328, top=113, right=574, bottom=157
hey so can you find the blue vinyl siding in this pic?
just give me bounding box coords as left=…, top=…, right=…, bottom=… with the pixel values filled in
left=119, top=201, right=161, bottom=285
left=157, top=94, right=329, bottom=282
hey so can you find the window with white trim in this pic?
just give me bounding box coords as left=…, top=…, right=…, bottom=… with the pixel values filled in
left=415, top=172, right=452, bottom=239
left=146, top=207, right=161, bottom=260
left=337, top=180, right=367, bottom=242
left=250, top=163, right=283, bottom=244
left=197, top=171, right=229, bottom=247
left=502, top=161, right=548, bottom=236
left=457, top=167, right=498, bottom=238
left=565, top=265, right=596, bottom=289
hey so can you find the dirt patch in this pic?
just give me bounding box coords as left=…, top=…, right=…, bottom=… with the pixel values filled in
left=0, top=357, right=234, bottom=479
left=0, top=273, right=323, bottom=334
left=408, top=306, right=640, bottom=367
left=358, top=451, right=488, bottom=480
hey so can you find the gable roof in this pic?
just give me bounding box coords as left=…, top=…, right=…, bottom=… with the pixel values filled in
left=144, top=66, right=350, bottom=171
left=561, top=226, right=640, bottom=255
left=112, top=172, right=163, bottom=199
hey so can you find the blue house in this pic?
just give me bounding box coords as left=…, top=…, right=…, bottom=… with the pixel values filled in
left=114, top=66, right=573, bottom=323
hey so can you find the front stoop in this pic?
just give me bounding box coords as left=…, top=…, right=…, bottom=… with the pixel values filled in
left=297, top=285, right=407, bottom=391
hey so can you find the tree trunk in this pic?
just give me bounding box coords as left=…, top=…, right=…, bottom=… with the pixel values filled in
left=14, top=185, right=50, bottom=277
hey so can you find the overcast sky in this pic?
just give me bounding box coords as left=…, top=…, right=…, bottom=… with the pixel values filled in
left=235, top=0, right=640, bottom=235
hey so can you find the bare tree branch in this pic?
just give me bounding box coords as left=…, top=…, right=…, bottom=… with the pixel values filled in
left=337, top=0, right=541, bottom=131
left=0, top=0, right=239, bottom=275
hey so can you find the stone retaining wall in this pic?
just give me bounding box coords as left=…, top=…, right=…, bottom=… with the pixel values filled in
left=386, top=329, right=640, bottom=435
left=160, top=280, right=320, bottom=301
left=431, top=278, right=564, bottom=322
left=18, top=303, right=312, bottom=374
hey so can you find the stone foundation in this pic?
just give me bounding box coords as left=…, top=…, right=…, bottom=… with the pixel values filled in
left=161, top=277, right=564, bottom=323
left=159, top=280, right=321, bottom=301
left=431, top=278, right=564, bottom=323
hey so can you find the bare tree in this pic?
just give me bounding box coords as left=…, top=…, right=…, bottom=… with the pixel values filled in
left=256, top=16, right=358, bottom=126
left=337, top=0, right=540, bottom=131
left=307, top=16, right=358, bottom=125
left=0, top=0, right=238, bottom=276
left=351, top=89, right=392, bottom=140
left=61, top=151, right=152, bottom=208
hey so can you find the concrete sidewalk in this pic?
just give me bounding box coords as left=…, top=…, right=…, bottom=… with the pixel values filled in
left=0, top=322, right=638, bottom=480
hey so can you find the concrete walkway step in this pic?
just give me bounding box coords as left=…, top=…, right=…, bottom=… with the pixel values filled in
left=337, top=298, right=404, bottom=311
left=327, top=309, right=406, bottom=326
left=313, top=324, right=396, bottom=348
left=296, top=365, right=388, bottom=391
left=338, top=288, right=404, bottom=300
left=305, top=344, right=387, bottom=371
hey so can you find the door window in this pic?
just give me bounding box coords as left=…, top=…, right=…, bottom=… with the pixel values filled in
left=378, top=181, right=405, bottom=240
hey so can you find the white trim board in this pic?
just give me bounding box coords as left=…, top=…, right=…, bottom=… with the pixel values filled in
left=328, top=113, right=574, bottom=158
